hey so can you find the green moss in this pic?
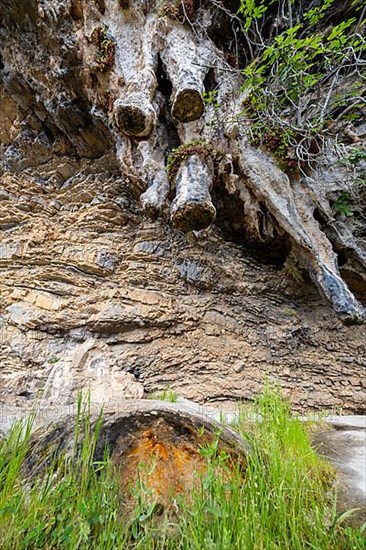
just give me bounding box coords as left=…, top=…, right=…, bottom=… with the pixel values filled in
left=245, top=116, right=312, bottom=172
left=166, top=140, right=223, bottom=182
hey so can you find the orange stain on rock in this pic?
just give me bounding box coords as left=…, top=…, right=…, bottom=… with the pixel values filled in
left=114, top=421, right=209, bottom=507
left=112, top=417, right=245, bottom=514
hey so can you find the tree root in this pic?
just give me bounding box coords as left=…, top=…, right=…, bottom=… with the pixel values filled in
left=114, top=93, right=157, bottom=137
left=170, top=155, right=216, bottom=231
left=159, top=21, right=213, bottom=122
left=236, top=145, right=365, bottom=324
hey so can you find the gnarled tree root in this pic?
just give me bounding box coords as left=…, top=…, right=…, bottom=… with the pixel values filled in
left=309, top=262, right=366, bottom=324
left=140, top=170, right=170, bottom=219
left=237, top=145, right=366, bottom=325
left=160, top=21, right=213, bottom=123
left=171, top=78, right=205, bottom=122
left=114, top=94, right=157, bottom=137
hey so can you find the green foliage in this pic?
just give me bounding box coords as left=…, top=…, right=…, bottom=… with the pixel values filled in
left=333, top=192, right=355, bottom=217
left=0, top=390, right=364, bottom=548
left=239, top=0, right=366, bottom=167
left=0, top=399, right=125, bottom=549
left=247, top=120, right=298, bottom=167
left=346, top=148, right=366, bottom=165
left=237, top=0, right=271, bottom=32
left=202, top=89, right=220, bottom=110
left=334, top=146, right=366, bottom=218
left=303, top=0, right=336, bottom=25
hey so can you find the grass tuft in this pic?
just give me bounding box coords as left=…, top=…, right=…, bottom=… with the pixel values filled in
left=146, top=387, right=179, bottom=403
left=0, top=388, right=364, bottom=548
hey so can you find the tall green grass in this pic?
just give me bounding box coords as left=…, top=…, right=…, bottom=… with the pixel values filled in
left=0, top=389, right=364, bottom=549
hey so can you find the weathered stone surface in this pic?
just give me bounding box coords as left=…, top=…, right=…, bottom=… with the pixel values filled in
left=0, top=159, right=365, bottom=414
left=312, top=424, right=366, bottom=528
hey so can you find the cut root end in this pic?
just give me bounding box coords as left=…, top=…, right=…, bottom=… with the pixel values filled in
left=171, top=201, right=216, bottom=232
left=114, top=96, right=156, bottom=137
left=172, top=88, right=204, bottom=122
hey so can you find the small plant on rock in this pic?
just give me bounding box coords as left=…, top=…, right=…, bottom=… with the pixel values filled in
left=91, top=26, right=116, bottom=72
left=333, top=191, right=355, bottom=217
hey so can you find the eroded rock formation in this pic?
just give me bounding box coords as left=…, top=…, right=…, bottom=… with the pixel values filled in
left=0, top=0, right=365, bottom=417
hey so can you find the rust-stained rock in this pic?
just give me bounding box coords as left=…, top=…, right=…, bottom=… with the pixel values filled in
left=110, top=404, right=247, bottom=509
left=24, top=401, right=248, bottom=511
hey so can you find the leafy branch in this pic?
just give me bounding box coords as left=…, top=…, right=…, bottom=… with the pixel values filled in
left=236, top=0, right=366, bottom=168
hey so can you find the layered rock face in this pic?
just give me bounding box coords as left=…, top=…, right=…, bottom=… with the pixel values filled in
left=1, top=161, right=365, bottom=416
left=0, top=0, right=365, bottom=417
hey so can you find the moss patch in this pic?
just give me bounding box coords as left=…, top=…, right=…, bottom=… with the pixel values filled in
left=91, top=26, right=115, bottom=72
left=166, top=140, right=223, bottom=183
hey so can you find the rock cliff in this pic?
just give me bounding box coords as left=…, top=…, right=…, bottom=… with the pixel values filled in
left=0, top=0, right=365, bottom=416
